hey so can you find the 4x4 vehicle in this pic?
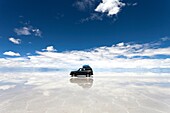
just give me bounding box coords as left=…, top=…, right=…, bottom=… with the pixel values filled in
left=70, top=65, right=93, bottom=77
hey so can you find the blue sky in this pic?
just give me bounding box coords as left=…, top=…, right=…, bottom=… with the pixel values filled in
left=0, top=0, right=170, bottom=71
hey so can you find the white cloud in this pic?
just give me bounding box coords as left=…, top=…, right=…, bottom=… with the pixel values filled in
left=43, top=46, right=57, bottom=52
left=126, top=47, right=170, bottom=58
left=132, top=3, right=138, bottom=6
left=161, top=37, right=170, bottom=41
left=80, top=13, right=103, bottom=23
left=0, top=85, right=16, bottom=90
left=75, top=0, right=137, bottom=22
left=127, top=2, right=138, bottom=6
left=9, top=37, right=21, bottom=44
left=14, top=26, right=42, bottom=37
left=73, top=0, right=95, bottom=11
left=34, top=45, right=170, bottom=69
left=116, top=42, right=124, bottom=46
left=3, top=51, right=21, bottom=56
left=26, top=53, right=31, bottom=55
left=95, top=0, right=125, bottom=16
left=0, top=40, right=170, bottom=71
left=32, top=29, right=42, bottom=37
left=14, top=27, right=31, bottom=36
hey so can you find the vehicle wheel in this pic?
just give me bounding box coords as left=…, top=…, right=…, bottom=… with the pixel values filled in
left=72, top=73, right=76, bottom=77
left=86, top=73, right=90, bottom=77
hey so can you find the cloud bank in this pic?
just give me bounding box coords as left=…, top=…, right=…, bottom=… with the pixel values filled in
left=0, top=40, right=170, bottom=72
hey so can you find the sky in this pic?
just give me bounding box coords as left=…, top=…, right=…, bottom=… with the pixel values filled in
left=0, top=0, right=170, bottom=71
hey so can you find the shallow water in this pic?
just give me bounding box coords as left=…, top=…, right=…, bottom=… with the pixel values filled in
left=0, top=72, right=170, bottom=113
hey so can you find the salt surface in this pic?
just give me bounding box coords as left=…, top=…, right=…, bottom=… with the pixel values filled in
left=0, top=72, right=170, bottom=113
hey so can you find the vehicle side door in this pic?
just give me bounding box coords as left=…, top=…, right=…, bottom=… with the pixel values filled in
left=81, top=68, right=87, bottom=75
left=77, top=68, right=83, bottom=75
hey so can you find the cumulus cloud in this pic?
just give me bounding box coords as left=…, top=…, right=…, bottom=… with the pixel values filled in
left=3, top=51, right=21, bottom=56
left=43, top=46, right=57, bottom=52
left=75, top=0, right=137, bottom=22
left=14, top=26, right=42, bottom=37
left=9, top=37, right=21, bottom=44
left=95, top=0, right=125, bottom=16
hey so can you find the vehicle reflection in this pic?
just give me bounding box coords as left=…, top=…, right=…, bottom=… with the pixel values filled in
left=70, top=77, right=93, bottom=89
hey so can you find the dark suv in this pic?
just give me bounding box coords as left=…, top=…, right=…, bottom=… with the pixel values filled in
left=70, top=65, right=93, bottom=77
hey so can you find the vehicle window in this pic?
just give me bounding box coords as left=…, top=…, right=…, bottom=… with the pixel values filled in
left=79, top=68, right=83, bottom=71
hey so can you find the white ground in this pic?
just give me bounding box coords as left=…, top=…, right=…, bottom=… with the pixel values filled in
left=0, top=72, right=170, bottom=113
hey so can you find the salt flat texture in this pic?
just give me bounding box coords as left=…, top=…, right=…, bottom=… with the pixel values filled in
left=0, top=72, right=170, bottom=113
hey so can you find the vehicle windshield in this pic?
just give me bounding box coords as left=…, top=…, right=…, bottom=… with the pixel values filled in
left=78, top=68, right=82, bottom=71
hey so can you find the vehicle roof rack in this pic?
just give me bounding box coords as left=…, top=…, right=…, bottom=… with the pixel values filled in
left=83, top=65, right=91, bottom=68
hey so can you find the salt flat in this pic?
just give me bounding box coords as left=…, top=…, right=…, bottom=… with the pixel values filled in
left=0, top=72, right=170, bottom=113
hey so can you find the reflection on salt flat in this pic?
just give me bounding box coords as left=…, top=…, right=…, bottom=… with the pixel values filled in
left=70, top=77, right=93, bottom=89
left=0, top=72, right=170, bottom=113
